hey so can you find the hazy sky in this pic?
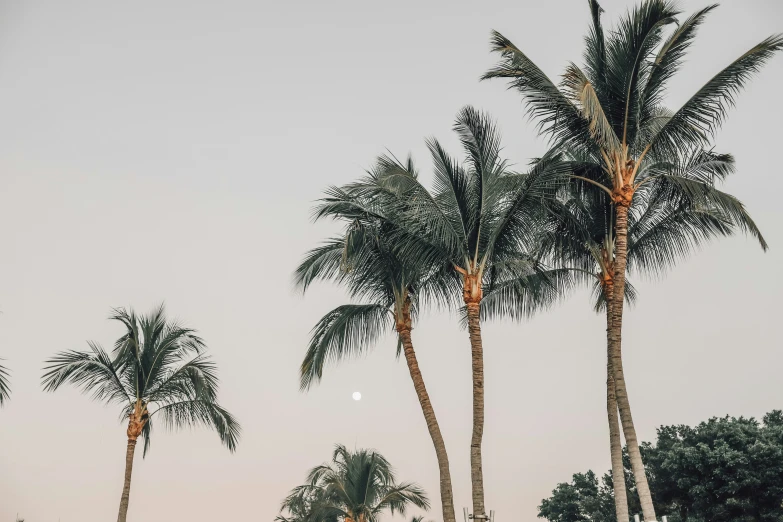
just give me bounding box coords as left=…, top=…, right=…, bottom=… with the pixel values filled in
left=1, top=0, right=782, bottom=520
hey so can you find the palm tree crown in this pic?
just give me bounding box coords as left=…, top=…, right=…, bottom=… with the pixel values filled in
left=278, top=444, right=430, bottom=522
left=41, top=305, right=240, bottom=454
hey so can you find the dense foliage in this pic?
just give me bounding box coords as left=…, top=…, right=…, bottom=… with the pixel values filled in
left=538, top=411, right=783, bottom=522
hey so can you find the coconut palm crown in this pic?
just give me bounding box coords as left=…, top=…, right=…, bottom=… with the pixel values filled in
left=278, top=444, right=429, bottom=522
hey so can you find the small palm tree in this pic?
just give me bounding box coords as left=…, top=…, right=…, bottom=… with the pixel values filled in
left=41, top=305, right=240, bottom=522
left=278, top=444, right=429, bottom=522
left=295, top=171, right=457, bottom=522
left=0, top=360, right=10, bottom=406
left=484, top=1, right=779, bottom=518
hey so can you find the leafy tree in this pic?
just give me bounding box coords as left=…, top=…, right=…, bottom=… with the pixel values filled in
left=538, top=471, right=619, bottom=522
left=294, top=167, right=457, bottom=522
left=278, top=444, right=430, bottom=522
left=41, top=305, right=240, bottom=522
left=351, top=106, right=569, bottom=516
left=644, top=411, right=783, bottom=521
left=538, top=411, right=783, bottom=522
left=484, top=1, right=780, bottom=518
left=0, top=360, right=10, bottom=406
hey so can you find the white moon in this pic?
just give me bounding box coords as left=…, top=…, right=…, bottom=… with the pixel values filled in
left=352, top=391, right=362, bottom=401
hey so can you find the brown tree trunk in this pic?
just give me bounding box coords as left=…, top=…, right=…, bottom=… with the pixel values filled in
left=117, top=438, right=137, bottom=522
left=611, top=204, right=656, bottom=521
left=465, top=301, right=486, bottom=517
left=398, top=325, right=457, bottom=522
left=605, top=284, right=630, bottom=522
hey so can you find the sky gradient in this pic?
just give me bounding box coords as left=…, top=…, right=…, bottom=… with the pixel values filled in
left=1, top=0, right=782, bottom=520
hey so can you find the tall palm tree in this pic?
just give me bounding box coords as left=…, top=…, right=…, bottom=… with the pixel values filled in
left=0, top=360, right=10, bottom=406
left=539, top=146, right=758, bottom=521
left=278, top=444, right=430, bottom=522
left=41, top=305, right=240, bottom=522
left=295, top=167, right=457, bottom=522
left=484, top=1, right=778, bottom=518
left=354, top=106, right=568, bottom=516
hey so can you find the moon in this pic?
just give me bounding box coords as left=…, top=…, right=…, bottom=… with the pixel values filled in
left=352, top=391, right=362, bottom=401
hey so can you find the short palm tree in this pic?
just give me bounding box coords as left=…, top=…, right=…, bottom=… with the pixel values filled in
left=295, top=168, right=457, bottom=522
left=0, top=360, right=10, bottom=406
left=41, top=305, right=240, bottom=522
left=278, top=444, right=430, bottom=522
left=484, top=1, right=778, bottom=518
left=358, top=106, right=568, bottom=516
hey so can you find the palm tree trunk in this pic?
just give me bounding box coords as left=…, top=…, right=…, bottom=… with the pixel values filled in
left=605, top=286, right=630, bottom=522
left=611, top=204, right=656, bottom=521
left=465, top=302, right=486, bottom=517
left=398, top=326, right=457, bottom=522
left=117, top=438, right=137, bottom=522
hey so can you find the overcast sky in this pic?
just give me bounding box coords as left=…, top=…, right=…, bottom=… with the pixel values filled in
left=1, top=0, right=782, bottom=520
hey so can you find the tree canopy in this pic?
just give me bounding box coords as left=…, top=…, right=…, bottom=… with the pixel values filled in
left=538, top=411, right=783, bottom=522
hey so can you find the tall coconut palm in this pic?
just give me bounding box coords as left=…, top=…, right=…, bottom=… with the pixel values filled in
left=536, top=146, right=760, bottom=520
left=279, top=444, right=430, bottom=522
left=0, top=360, right=10, bottom=406
left=294, top=167, right=457, bottom=522
left=485, top=1, right=778, bottom=518
left=41, top=305, right=240, bottom=522
left=350, top=106, right=569, bottom=516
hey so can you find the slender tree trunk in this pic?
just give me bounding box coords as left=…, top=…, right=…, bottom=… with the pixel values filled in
left=398, top=326, right=457, bottom=522
left=611, top=204, right=656, bottom=521
left=117, top=438, right=137, bottom=522
left=465, top=302, right=486, bottom=517
left=605, top=285, right=630, bottom=522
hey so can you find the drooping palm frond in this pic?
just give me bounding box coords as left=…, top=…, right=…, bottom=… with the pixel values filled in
left=0, top=360, right=11, bottom=406
left=301, top=304, right=394, bottom=391
left=41, top=305, right=240, bottom=454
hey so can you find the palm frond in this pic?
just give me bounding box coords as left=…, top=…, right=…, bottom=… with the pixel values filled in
left=41, top=343, right=130, bottom=406
left=301, top=304, right=394, bottom=390
left=151, top=398, right=240, bottom=452
left=483, top=31, right=592, bottom=150
left=638, top=4, right=718, bottom=136
left=0, top=360, right=11, bottom=406
left=650, top=34, right=783, bottom=157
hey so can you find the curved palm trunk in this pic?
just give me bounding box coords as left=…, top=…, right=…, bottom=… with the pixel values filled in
left=398, top=324, right=457, bottom=522
left=117, top=438, right=137, bottom=522
left=605, top=285, right=630, bottom=522
left=465, top=301, right=486, bottom=517
left=611, top=204, right=656, bottom=521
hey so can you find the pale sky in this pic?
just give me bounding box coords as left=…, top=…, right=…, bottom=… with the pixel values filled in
left=1, top=0, right=782, bottom=521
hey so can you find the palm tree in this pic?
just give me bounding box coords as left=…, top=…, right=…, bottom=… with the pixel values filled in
left=278, top=444, right=430, bottom=522
left=354, top=106, right=568, bottom=516
left=41, top=305, right=240, bottom=522
left=295, top=168, right=457, bottom=522
left=0, top=360, right=10, bottom=406
left=539, top=147, right=758, bottom=520
left=484, top=1, right=778, bottom=518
